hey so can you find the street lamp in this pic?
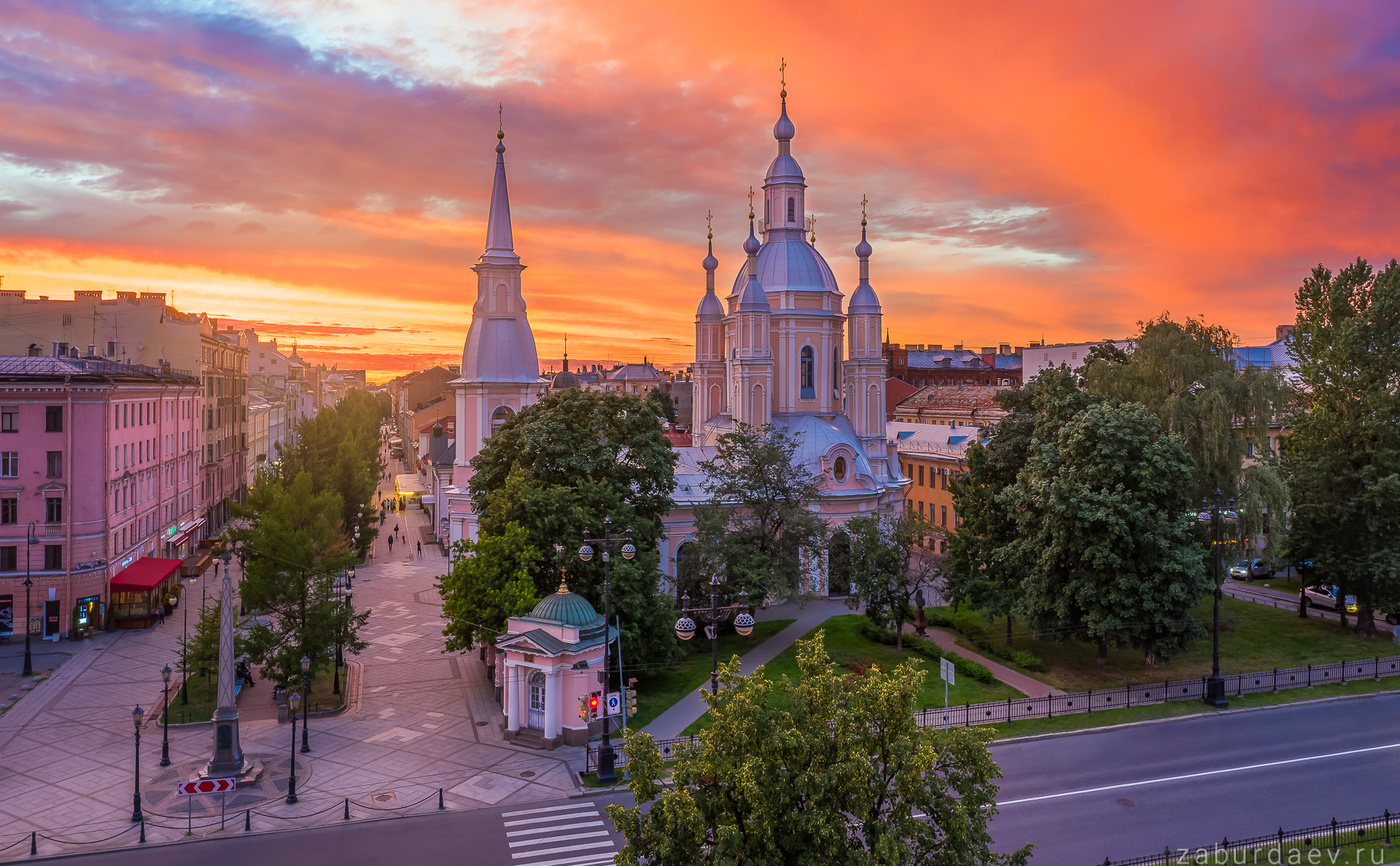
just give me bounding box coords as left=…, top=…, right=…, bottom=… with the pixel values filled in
left=159, top=665, right=172, bottom=767
left=181, top=576, right=194, bottom=705
left=1197, top=491, right=1238, bottom=709
left=578, top=517, right=634, bottom=785
left=131, top=705, right=146, bottom=822
left=300, top=654, right=311, bottom=753
left=21, top=521, right=37, bottom=677
left=675, top=577, right=753, bottom=694
left=286, top=691, right=300, bottom=804
left=334, top=590, right=352, bottom=696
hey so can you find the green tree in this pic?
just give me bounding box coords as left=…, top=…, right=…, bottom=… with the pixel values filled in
left=469, top=388, right=680, bottom=668
left=1081, top=315, right=1290, bottom=560
left=437, top=523, right=540, bottom=673
left=1285, top=258, right=1400, bottom=636
left=276, top=388, right=383, bottom=556
left=947, top=367, right=1101, bottom=637
left=644, top=387, right=676, bottom=423
left=844, top=510, right=940, bottom=651
left=182, top=602, right=245, bottom=701
left=233, top=471, right=368, bottom=691
left=1007, top=401, right=1210, bottom=664
left=692, top=422, right=829, bottom=603
left=609, top=632, right=1030, bottom=866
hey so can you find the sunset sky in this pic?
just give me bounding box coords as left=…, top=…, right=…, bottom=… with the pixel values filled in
left=2, top=1, right=1397, bottom=380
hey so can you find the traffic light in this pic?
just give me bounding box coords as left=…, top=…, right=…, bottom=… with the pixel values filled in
left=624, top=686, right=638, bottom=718
left=588, top=693, right=600, bottom=720
left=578, top=696, right=589, bottom=721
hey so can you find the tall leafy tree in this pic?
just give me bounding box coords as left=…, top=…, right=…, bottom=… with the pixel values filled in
left=1285, top=258, right=1400, bottom=636
left=437, top=523, right=540, bottom=674
left=610, top=633, right=1030, bottom=866
left=469, top=388, right=680, bottom=667
left=844, top=510, right=939, bottom=651
left=1007, top=401, right=1209, bottom=664
left=692, top=422, right=829, bottom=602
left=233, top=471, right=367, bottom=691
left=644, top=387, right=676, bottom=423
left=1081, top=315, right=1290, bottom=559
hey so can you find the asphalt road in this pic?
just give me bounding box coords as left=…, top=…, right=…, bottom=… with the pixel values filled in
left=58, top=692, right=1400, bottom=866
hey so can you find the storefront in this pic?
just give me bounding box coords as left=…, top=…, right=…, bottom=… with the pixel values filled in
left=394, top=474, right=427, bottom=510
left=109, top=557, right=183, bottom=630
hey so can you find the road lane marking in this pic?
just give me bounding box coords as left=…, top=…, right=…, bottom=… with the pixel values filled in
left=999, top=741, right=1400, bottom=805
left=510, top=840, right=615, bottom=859
left=511, top=855, right=616, bottom=866
left=503, top=803, right=597, bottom=818
left=507, top=822, right=606, bottom=838
left=510, top=831, right=610, bottom=848
left=504, top=810, right=600, bottom=827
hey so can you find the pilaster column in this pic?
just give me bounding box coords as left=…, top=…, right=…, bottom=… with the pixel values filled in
left=543, top=668, right=558, bottom=740
left=506, top=663, right=520, bottom=731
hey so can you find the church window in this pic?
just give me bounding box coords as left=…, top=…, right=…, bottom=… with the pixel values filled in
left=832, top=456, right=847, bottom=483
left=489, top=405, right=514, bottom=438
left=800, top=346, right=815, bottom=399
left=787, top=197, right=795, bottom=223
left=833, top=347, right=840, bottom=394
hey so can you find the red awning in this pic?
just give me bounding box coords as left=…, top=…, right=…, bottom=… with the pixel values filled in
left=110, top=558, right=183, bottom=593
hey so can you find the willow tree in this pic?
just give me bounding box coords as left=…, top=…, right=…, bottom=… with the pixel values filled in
left=1081, top=315, right=1290, bottom=560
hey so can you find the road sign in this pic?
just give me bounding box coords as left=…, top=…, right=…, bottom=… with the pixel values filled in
left=939, top=658, right=955, bottom=686
left=605, top=691, right=621, bottom=717
left=178, top=778, right=237, bottom=796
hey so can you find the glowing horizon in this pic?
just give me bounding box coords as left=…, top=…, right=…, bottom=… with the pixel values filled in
left=2, top=1, right=1396, bottom=381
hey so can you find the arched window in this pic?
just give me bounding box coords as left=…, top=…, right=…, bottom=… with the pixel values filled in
left=800, top=346, right=815, bottom=399
left=787, top=197, right=796, bottom=223
left=829, top=531, right=851, bottom=597
left=832, top=455, right=847, bottom=483
left=833, top=347, right=841, bottom=396
left=489, top=405, right=514, bottom=438
left=494, top=283, right=509, bottom=312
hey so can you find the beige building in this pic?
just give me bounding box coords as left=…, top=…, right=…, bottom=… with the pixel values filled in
left=892, top=384, right=1011, bottom=427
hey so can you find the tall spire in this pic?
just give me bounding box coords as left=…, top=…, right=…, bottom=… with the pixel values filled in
left=774, top=58, right=795, bottom=152
left=697, top=211, right=723, bottom=321
left=737, top=189, right=768, bottom=311
left=562, top=334, right=569, bottom=372
left=849, top=195, right=880, bottom=314
left=482, top=103, right=518, bottom=264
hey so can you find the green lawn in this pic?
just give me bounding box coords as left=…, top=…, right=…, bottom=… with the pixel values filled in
left=626, top=619, right=793, bottom=731
left=940, top=594, right=1400, bottom=693
left=681, top=615, right=1023, bottom=735
left=163, top=666, right=343, bottom=724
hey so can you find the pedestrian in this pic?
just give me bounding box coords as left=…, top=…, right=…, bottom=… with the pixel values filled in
left=158, top=604, right=166, bottom=626
left=394, top=523, right=399, bottom=537
left=388, top=535, right=394, bottom=553
left=416, top=540, right=422, bottom=559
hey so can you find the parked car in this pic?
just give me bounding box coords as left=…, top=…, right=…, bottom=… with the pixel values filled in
left=1228, top=558, right=1274, bottom=580
left=1302, top=585, right=1358, bottom=613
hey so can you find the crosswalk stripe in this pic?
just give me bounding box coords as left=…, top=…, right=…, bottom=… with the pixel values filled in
left=507, top=821, right=605, bottom=838
left=504, top=810, right=599, bottom=827
left=509, top=831, right=610, bottom=849
left=509, top=850, right=618, bottom=866
left=510, top=839, right=615, bottom=860
left=502, top=803, right=598, bottom=818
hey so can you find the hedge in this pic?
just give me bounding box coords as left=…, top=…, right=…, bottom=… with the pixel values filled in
left=858, top=621, right=995, bottom=684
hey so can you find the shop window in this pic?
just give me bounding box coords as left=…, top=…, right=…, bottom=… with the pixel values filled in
left=0, top=498, right=14, bottom=524
left=45, top=497, right=61, bottom=524
left=43, top=545, right=61, bottom=571
left=1, top=452, right=16, bottom=478
left=1, top=406, right=16, bottom=433
left=0, top=547, right=14, bottom=571
left=46, top=451, right=62, bottom=477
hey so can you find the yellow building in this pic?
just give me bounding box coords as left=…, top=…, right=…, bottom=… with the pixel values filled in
left=889, top=422, right=979, bottom=552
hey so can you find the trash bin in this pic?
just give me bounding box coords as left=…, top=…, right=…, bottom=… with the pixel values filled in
left=278, top=703, right=289, bottom=724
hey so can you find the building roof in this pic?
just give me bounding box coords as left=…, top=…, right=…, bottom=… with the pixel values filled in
left=904, top=349, right=991, bottom=371
left=529, top=584, right=602, bottom=628
left=886, top=421, right=984, bottom=458
left=606, top=363, right=663, bottom=382
left=0, top=356, right=198, bottom=384
left=896, top=384, right=1011, bottom=411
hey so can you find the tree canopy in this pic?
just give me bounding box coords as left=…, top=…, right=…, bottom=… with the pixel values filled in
left=844, top=510, right=940, bottom=651
left=437, top=522, right=539, bottom=667
left=609, top=632, right=1029, bottom=866
left=1285, top=258, right=1400, bottom=635
left=468, top=387, right=680, bottom=668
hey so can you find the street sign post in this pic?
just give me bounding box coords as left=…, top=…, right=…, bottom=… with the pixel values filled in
left=177, top=778, right=237, bottom=832
left=939, top=658, right=955, bottom=708
left=605, top=692, right=621, bottom=718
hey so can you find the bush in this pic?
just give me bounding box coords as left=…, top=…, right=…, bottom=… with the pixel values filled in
left=925, top=607, right=1049, bottom=673
left=858, top=622, right=996, bottom=684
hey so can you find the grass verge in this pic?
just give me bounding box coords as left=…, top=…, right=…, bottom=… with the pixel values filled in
left=164, top=666, right=344, bottom=723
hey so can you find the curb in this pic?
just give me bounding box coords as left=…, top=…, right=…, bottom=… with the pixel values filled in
left=993, top=686, right=1400, bottom=745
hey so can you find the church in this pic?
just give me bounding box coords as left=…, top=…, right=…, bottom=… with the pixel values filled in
left=439, top=84, right=909, bottom=596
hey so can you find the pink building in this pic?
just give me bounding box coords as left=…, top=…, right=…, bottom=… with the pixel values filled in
left=0, top=357, right=201, bottom=640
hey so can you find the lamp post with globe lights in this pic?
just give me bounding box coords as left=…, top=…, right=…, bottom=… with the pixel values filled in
left=577, top=517, right=634, bottom=785
left=1197, top=491, right=1238, bottom=709
left=130, top=706, right=146, bottom=822
left=300, top=655, right=311, bottom=752
left=22, top=522, right=38, bottom=677
left=675, top=577, right=754, bottom=695
left=159, top=665, right=172, bottom=767
left=286, top=691, right=300, bottom=804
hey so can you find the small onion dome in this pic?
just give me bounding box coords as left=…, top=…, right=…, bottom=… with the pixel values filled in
left=702, top=241, right=719, bottom=274
left=855, top=233, right=872, bottom=260
left=743, top=223, right=761, bottom=256
left=675, top=616, right=697, bottom=641
left=431, top=421, right=444, bottom=436
left=773, top=97, right=795, bottom=143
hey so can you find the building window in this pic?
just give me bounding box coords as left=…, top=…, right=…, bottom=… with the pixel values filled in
left=0, top=498, right=14, bottom=524
left=0, top=547, right=14, bottom=571
left=918, top=465, right=924, bottom=486
left=918, top=501, right=925, bottom=519
left=1, top=452, right=17, bottom=478
left=1, top=406, right=16, bottom=433
left=490, top=405, right=515, bottom=438
left=44, top=405, right=62, bottom=432
left=787, top=197, right=796, bottom=223
left=941, top=471, right=948, bottom=490
left=941, top=505, right=948, bottom=527
left=43, top=545, right=61, bottom=571
left=46, top=451, right=62, bottom=477
left=800, top=346, right=815, bottom=399
left=45, top=497, right=61, bottom=524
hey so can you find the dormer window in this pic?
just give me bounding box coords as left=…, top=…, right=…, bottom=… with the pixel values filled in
left=832, top=456, right=847, bottom=483
left=787, top=197, right=796, bottom=223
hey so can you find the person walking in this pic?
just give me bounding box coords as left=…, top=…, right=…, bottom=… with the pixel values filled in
left=416, top=540, right=422, bottom=559
left=387, top=535, right=395, bottom=554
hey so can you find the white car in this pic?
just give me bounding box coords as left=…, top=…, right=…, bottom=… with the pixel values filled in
left=1301, top=585, right=1358, bottom=614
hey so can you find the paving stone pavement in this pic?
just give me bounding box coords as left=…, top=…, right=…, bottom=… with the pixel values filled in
left=0, top=462, right=583, bottom=860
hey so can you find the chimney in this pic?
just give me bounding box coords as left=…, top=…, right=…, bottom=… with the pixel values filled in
left=929, top=344, right=942, bottom=351
left=999, top=343, right=1011, bottom=355
left=27, top=343, right=41, bottom=357
left=953, top=344, right=963, bottom=351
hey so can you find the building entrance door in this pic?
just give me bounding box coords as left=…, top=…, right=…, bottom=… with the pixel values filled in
left=527, top=670, right=546, bottom=730
left=43, top=600, right=59, bottom=638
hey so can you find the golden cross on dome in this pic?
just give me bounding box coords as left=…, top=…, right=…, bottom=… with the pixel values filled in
left=809, top=214, right=817, bottom=245
left=779, top=57, right=786, bottom=89
left=747, top=186, right=755, bottom=219
left=861, top=194, right=868, bottom=221
left=498, top=103, right=503, bottom=132
left=706, top=209, right=713, bottom=239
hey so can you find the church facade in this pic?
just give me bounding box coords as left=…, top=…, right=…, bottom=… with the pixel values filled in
left=441, top=89, right=908, bottom=596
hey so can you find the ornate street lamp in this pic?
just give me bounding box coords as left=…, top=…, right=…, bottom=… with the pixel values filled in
left=300, top=654, right=311, bottom=753
left=131, top=706, right=146, bottom=822
left=675, top=577, right=753, bottom=694
left=1197, top=491, right=1238, bottom=708
left=181, top=576, right=194, bottom=704
left=159, top=665, right=172, bottom=767
left=286, top=691, right=300, bottom=804
left=578, top=518, right=634, bottom=785
left=334, top=590, right=352, bottom=696
left=22, top=522, right=37, bottom=677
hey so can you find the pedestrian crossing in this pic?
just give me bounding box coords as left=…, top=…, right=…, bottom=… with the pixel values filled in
left=500, top=801, right=619, bottom=866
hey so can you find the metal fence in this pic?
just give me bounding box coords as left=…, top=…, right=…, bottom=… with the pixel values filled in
left=1104, top=808, right=1400, bottom=866
left=585, top=734, right=697, bottom=774
left=915, top=656, right=1400, bottom=730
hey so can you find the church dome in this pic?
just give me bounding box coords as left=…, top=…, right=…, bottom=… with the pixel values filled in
left=849, top=281, right=880, bottom=314
left=550, top=368, right=580, bottom=389
left=530, top=583, right=602, bottom=628
left=732, top=235, right=839, bottom=296
left=696, top=290, right=724, bottom=320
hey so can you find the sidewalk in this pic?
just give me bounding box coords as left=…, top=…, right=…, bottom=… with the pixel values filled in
left=641, top=597, right=855, bottom=740
left=906, top=624, right=1064, bottom=698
